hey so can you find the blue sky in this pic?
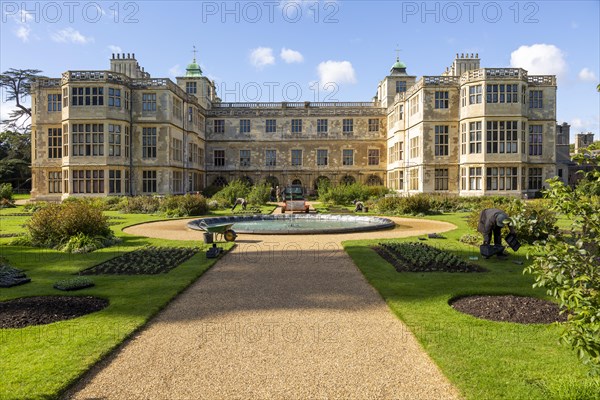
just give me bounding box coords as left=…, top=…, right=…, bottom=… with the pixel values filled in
left=1, top=0, right=598, bottom=141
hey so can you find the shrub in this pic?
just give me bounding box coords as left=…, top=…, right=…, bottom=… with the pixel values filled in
left=428, top=194, right=465, bottom=213
left=526, top=161, right=600, bottom=374
left=212, top=180, right=250, bottom=207
left=23, top=201, right=49, bottom=213
left=118, top=196, right=160, bottom=214
left=375, top=196, right=404, bottom=214
left=60, top=232, right=115, bottom=253
left=247, top=182, right=271, bottom=205
left=459, top=233, right=481, bottom=246
left=53, top=277, right=95, bottom=291
left=0, top=183, right=13, bottom=201
left=0, top=183, right=15, bottom=208
left=318, top=183, right=389, bottom=205
left=467, top=198, right=558, bottom=244
left=400, top=194, right=434, bottom=214
left=202, top=185, right=223, bottom=198
left=25, top=201, right=114, bottom=249
left=103, top=196, right=123, bottom=210
left=159, top=194, right=208, bottom=217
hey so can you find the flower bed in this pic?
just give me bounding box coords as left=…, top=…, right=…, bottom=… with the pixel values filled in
left=0, top=257, right=31, bottom=287
left=373, top=242, right=485, bottom=273
left=79, top=246, right=200, bottom=275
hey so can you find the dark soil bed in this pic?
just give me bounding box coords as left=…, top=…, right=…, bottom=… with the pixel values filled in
left=0, top=296, right=108, bottom=329
left=373, top=243, right=485, bottom=273
left=450, top=295, right=566, bottom=324
left=80, top=246, right=199, bottom=275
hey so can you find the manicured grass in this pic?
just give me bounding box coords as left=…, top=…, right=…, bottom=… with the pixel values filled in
left=12, top=193, right=31, bottom=200
left=343, top=212, right=600, bottom=400
left=0, top=207, right=234, bottom=400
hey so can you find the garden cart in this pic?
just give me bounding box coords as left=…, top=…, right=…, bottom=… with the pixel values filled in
left=197, top=220, right=237, bottom=242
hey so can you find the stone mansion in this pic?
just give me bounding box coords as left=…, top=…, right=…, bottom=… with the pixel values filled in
left=30, top=52, right=561, bottom=200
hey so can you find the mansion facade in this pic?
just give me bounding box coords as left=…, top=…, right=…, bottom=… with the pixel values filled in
left=30, top=52, right=558, bottom=200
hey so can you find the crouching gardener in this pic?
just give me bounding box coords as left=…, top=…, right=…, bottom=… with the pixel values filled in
left=477, top=208, right=516, bottom=257
left=231, top=198, right=247, bottom=211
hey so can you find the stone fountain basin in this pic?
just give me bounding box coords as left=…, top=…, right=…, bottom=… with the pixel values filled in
left=187, top=214, right=395, bottom=235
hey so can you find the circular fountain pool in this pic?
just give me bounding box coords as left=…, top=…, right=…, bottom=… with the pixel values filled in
left=187, top=214, right=395, bottom=235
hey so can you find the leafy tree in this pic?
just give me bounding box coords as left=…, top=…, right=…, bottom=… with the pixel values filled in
left=0, top=130, right=31, bottom=190
left=0, top=68, right=43, bottom=132
left=526, top=154, right=600, bottom=375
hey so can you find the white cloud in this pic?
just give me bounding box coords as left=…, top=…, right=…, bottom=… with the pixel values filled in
left=510, top=44, right=567, bottom=78
left=317, top=60, right=357, bottom=85
left=570, top=116, right=600, bottom=133
left=15, top=25, right=31, bottom=42
left=249, top=47, right=275, bottom=69
left=280, top=48, right=304, bottom=63
left=168, top=64, right=182, bottom=77
left=12, top=9, right=34, bottom=42
left=108, top=45, right=122, bottom=54
left=51, top=28, right=93, bottom=44
left=578, top=67, right=597, bottom=82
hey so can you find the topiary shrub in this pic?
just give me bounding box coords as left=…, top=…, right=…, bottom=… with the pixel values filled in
left=25, top=201, right=114, bottom=250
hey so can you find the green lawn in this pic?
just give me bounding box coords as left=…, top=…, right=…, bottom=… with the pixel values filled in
left=2, top=205, right=598, bottom=399
left=343, top=213, right=600, bottom=400
left=12, top=193, right=31, bottom=201
left=0, top=206, right=234, bottom=400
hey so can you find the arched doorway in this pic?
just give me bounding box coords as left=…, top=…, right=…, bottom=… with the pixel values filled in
left=291, top=178, right=302, bottom=186
left=265, top=176, right=279, bottom=188
left=341, top=175, right=356, bottom=185
left=366, top=174, right=383, bottom=186
left=212, top=176, right=228, bottom=187
left=240, top=175, right=253, bottom=186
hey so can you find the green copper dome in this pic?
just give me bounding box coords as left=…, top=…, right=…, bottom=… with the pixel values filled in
left=392, top=58, right=406, bottom=70
left=186, top=58, right=202, bottom=77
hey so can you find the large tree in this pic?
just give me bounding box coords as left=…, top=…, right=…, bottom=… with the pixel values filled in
left=0, top=130, right=31, bottom=189
left=0, top=68, right=43, bottom=132
left=0, top=68, right=43, bottom=191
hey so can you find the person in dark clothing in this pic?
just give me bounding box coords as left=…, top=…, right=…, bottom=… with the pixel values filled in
left=477, top=208, right=516, bottom=257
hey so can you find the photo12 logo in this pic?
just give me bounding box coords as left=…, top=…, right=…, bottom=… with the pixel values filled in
left=2, top=2, right=140, bottom=24
left=216, top=81, right=340, bottom=103
left=200, top=1, right=340, bottom=23
left=400, top=1, right=540, bottom=23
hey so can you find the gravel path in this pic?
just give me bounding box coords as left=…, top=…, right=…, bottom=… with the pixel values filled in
left=65, top=216, right=461, bottom=399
